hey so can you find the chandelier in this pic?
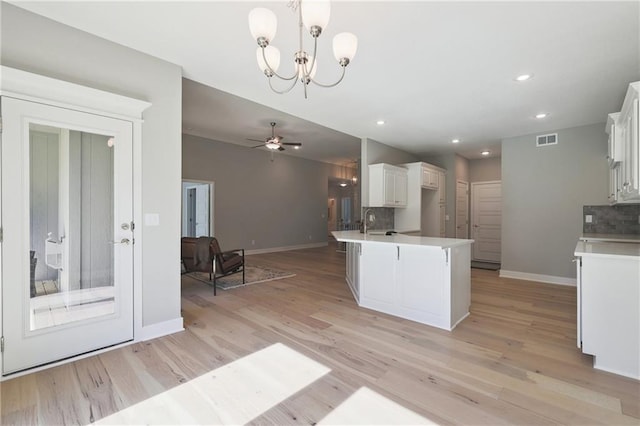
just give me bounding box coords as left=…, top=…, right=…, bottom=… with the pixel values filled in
left=248, top=0, right=358, bottom=99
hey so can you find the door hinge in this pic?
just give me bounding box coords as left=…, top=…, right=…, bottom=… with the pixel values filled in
left=444, top=249, right=449, bottom=265
left=0, top=227, right=3, bottom=243
left=0, top=116, right=3, bottom=134
left=1, top=336, right=4, bottom=353
left=130, top=221, right=135, bottom=231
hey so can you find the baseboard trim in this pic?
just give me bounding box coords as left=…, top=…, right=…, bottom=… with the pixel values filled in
left=138, top=317, right=184, bottom=342
left=246, top=242, right=328, bottom=256
left=499, top=270, right=576, bottom=287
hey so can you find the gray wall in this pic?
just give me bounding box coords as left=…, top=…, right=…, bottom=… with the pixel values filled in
left=502, top=122, right=609, bottom=279
left=469, top=157, right=502, bottom=182
left=183, top=134, right=333, bottom=251
left=2, top=4, right=183, bottom=327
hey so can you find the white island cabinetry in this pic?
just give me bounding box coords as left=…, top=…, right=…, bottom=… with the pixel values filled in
left=345, top=242, right=361, bottom=301
left=575, top=240, right=640, bottom=379
left=334, top=231, right=473, bottom=331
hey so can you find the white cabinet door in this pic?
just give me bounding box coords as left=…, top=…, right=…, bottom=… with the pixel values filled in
left=394, top=171, right=408, bottom=207
left=611, top=82, right=639, bottom=202
left=360, top=243, right=397, bottom=306
left=422, top=167, right=439, bottom=189
left=369, top=164, right=408, bottom=208
left=397, top=245, right=444, bottom=317
left=346, top=242, right=360, bottom=301
left=581, top=255, right=640, bottom=378
left=383, top=169, right=396, bottom=206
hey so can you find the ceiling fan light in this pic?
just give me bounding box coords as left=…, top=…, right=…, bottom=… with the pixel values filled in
left=256, top=46, right=280, bottom=74
left=301, top=0, right=330, bottom=35
left=333, top=32, right=358, bottom=63
left=248, top=8, right=277, bottom=43
left=266, top=140, right=280, bottom=150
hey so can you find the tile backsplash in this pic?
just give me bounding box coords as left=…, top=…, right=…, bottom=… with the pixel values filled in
left=361, top=207, right=394, bottom=231
left=583, top=204, right=640, bottom=234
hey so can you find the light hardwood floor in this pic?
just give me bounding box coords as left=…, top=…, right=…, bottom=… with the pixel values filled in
left=1, top=242, right=639, bottom=425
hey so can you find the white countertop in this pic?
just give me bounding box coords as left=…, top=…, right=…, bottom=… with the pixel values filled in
left=575, top=240, right=640, bottom=259
left=580, top=233, right=640, bottom=243
left=332, top=230, right=474, bottom=249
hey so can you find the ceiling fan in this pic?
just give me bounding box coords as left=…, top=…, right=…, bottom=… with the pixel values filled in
left=247, top=122, right=302, bottom=152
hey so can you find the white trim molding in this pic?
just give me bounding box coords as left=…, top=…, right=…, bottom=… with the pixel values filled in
left=138, top=317, right=184, bottom=342
left=0, top=66, right=151, bottom=121
left=500, top=270, right=577, bottom=287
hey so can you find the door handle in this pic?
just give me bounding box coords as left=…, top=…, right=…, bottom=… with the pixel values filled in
left=109, top=238, right=130, bottom=245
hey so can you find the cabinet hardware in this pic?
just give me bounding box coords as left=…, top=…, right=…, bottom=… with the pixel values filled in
left=397, top=246, right=400, bottom=260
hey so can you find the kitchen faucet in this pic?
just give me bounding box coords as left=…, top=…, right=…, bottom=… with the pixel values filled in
left=363, top=208, right=375, bottom=234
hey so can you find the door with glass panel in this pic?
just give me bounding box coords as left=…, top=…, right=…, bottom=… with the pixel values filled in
left=1, top=96, right=134, bottom=375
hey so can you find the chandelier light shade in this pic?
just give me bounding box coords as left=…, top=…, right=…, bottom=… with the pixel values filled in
left=301, top=0, right=331, bottom=34
left=248, top=0, right=357, bottom=98
left=256, top=46, right=281, bottom=74
left=333, top=32, right=358, bottom=63
left=248, top=8, right=277, bottom=42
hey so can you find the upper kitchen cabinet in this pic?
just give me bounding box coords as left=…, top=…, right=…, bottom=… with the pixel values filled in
left=369, top=163, right=408, bottom=208
left=395, top=162, right=446, bottom=235
left=607, top=82, right=639, bottom=203
left=422, top=166, right=439, bottom=189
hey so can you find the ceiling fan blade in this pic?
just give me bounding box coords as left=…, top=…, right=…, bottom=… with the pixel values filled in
left=251, top=144, right=265, bottom=149
left=247, top=138, right=265, bottom=143
left=278, top=146, right=285, bottom=151
left=282, top=142, right=302, bottom=146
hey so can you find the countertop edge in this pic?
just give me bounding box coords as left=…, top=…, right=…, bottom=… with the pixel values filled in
left=332, top=231, right=474, bottom=249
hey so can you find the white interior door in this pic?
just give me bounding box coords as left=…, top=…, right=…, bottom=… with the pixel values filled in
left=471, top=181, right=502, bottom=263
left=455, top=181, right=469, bottom=238
left=1, top=96, right=134, bottom=375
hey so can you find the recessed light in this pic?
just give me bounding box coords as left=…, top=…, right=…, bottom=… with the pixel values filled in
left=452, top=139, right=460, bottom=144
left=339, top=182, right=347, bottom=187
left=515, top=74, right=533, bottom=82
left=376, top=120, right=385, bottom=125
left=535, top=112, right=548, bottom=119
left=481, top=150, right=490, bottom=156
left=294, top=146, right=300, bottom=150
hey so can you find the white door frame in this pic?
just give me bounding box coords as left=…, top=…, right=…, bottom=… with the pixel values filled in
left=181, top=179, right=215, bottom=237
left=0, top=66, right=150, bottom=378
left=455, top=180, right=469, bottom=239
left=470, top=180, right=502, bottom=263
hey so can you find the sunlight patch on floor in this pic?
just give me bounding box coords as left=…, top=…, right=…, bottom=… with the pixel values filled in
left=318, top=387, right=438, bottom=425
left=95, top=342, right=331, bottom=425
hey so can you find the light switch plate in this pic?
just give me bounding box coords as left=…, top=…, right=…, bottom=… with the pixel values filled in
left=585, top=215, right=593, bottom=223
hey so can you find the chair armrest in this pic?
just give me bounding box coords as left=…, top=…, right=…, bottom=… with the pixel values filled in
left=219, top=248, right=244, bottom=256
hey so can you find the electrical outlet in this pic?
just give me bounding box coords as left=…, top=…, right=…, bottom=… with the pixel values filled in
left=308, top=235, right=313, bottom=240
left=585, top=215, right=593, bottom=224
left=251, top=240, right=255, bottom=245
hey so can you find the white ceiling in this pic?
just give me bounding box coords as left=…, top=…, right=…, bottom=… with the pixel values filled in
left=13, top=1, right=640, bottom=164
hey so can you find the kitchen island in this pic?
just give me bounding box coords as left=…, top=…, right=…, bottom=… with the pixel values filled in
left=332, top=230, right=474, bottom=331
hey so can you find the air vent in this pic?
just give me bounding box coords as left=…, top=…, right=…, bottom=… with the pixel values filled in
left=536, top=133, right=558, bottom=147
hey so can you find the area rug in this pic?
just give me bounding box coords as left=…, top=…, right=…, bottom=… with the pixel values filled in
left=471, top=261, right=501, bottom=271
left=187, top=265, right=295, bottom=290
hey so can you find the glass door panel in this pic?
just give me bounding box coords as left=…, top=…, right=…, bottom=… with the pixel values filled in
left=29, top=125, right=117, bottom=331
